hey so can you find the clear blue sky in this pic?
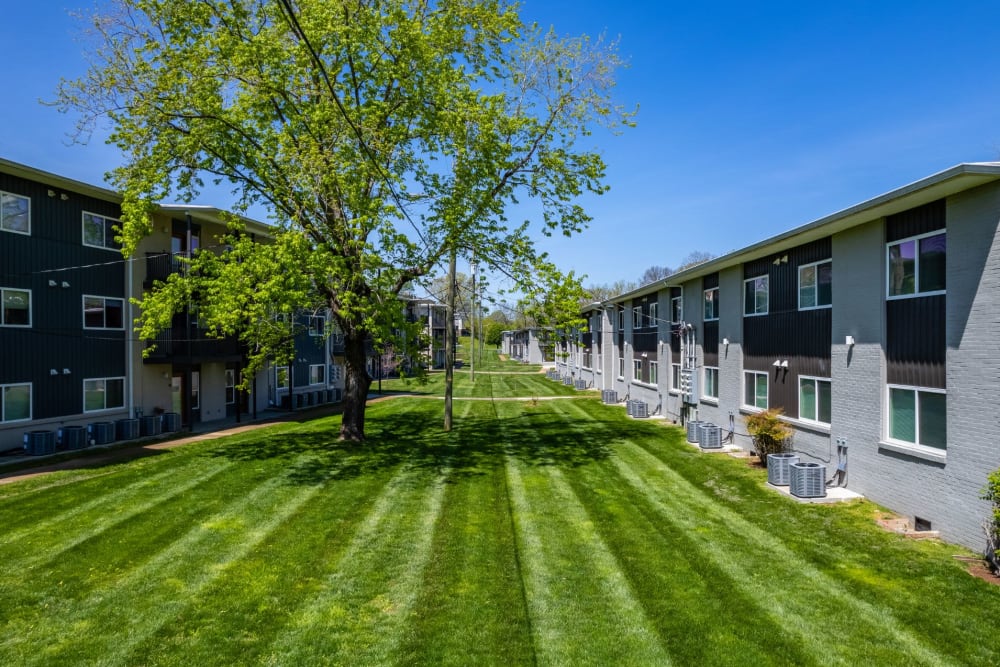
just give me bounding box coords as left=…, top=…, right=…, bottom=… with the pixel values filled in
left=2, top=2, right=1000, bottom=288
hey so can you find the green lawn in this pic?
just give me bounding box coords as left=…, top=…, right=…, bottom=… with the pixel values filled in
left=1, top=360, right=998, bottom=665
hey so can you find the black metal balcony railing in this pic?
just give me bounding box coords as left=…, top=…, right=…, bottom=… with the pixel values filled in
left=144, top=252, right=185, bottom=287
left=143, top=327, right=242, bottom=363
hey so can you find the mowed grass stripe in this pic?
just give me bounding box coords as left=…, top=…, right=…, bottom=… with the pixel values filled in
left=613, top=441, right=958, bottom=666
left=13, top=474, right=322, bottom=666
left=265, top=467, right=448, bottom=664
left=500, top=405, right=672, bottom=665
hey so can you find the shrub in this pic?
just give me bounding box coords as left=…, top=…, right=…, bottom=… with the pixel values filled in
left=744, top=408, right=793, bottom=467
left=983, top=468, right=1000, bottom=573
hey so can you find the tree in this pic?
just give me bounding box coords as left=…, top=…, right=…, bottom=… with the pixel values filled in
left=584, top=279, right=637, bottom=303
left=58, top=0, right=632, bottom=441
left=639, top=265, right=672, bottom=285
left=484, top=320, right=505, bottom=347
left=676, top=250, right=716, bottom=271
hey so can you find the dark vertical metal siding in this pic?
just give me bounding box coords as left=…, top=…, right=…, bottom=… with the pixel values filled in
left=702, top=273, right=719, bottom=290
left=886, top=296, right=945, bottom=388
left=703, top=321, right=719, bottom=367
left=886, top=199, right=945, bottom=242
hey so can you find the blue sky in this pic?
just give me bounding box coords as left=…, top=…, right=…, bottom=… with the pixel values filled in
left=2, top=2, right=1000, bottom=289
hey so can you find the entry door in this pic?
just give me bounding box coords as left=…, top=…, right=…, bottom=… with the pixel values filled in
left=171, top=374, right=185, bottom=423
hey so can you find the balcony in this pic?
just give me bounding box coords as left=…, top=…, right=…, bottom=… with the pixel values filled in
left=142, top=326, right=243, bottom=363
left=144, top=252, right=184, bottom=288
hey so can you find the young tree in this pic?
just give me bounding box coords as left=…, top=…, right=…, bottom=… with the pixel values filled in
left=57, top=0, right=632, bottom=440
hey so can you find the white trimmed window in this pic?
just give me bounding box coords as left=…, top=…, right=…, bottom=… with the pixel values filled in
left=276, top=366, right=290, bottom=389
left=309, top=363, right=326, bottom=385
left=632, top=359, right=642, bottom=381
left=1, top=287, right=30, bottom=327
left=83, top=295, right=124, bottom=329
left=887, top=231, right=946, bottom=298
left=744, top=276, right=768, bottom=316
left=649, top=361, right=658, bottom=385
left=671, top=296, right=683, bottom=323
left=191, top=371, right=200, bottom=410
left=648, top=302, right=658, bottom=328
left=1, top=382, right=31, bottom=422
left=83, top=377, right=125, bottom=413
left=308, top=315, right=326, bottom=336
left=82, top=212, right=121, bottom=250
left=225, top=369, right=236, bottom=404
left=887, top=385, right=946, bottom=450
left=799, top=376, right=831, bottom=424
left=618, top=356, right=625, bottom=378
left=671, top=363, right=681, bottom=392
left=743, top=371, right=768, bottom=409
left=703, top=366, right=719, bottom=400
left=799, top=260, right=832, bottom=310
left=1, top=191, right=30, bottom=235
left=582, top=350, right=592, bottom=369
left=617, top=308, right=624, bottom=330
left=703, top=287, right=719, bottom=321
left=632, top=306, right=642, bottom=330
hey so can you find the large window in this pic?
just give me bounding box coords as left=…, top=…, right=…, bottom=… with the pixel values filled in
left=1, top=288, right=30, bottom=326
left=799, top=260, right=832, bottom=310
left=671, top=296, right=683, bottom=324
left=632, top=359, right=642, bottom=382
left=82, top=212, right=121, bottom=250
left=743, top=371, right=768, bottom=409
left=1, top=383, right=31, bottom=422
left=308, top=315, right=325, bottom=337
left=799, top=376, right=831, bottom=425
left=632, top=306, right=642, bottom=330
left=887, top=231, right=946, bottom=298
left=309, top=364, right=326, bottom=385
left=671, top=363, right=681, bottom=392
left=84, top=377, right=125, bottom=412
left=703, top=287, right=719, bottom=321
left=225, top=369, right=236, bottom=404
left=744, top=276, right=768, bottom=316
left=582, top=350, right=592, bottom=369
left=649, top=361, right=658, bottom=385
left=648, top=302, right=658, bottom=328
left=703, top=367, right=719, bottom=400
left=888, top=385, right=946, bottom=449
left=617, top=308, right=624, bottom=330
left=83, top=295, right=124, bottom=329
left=276, top=366, right=290, bottom=389
left=618, top=356, right=625, bottom=378
left=1, top=191, right=30, bottom=235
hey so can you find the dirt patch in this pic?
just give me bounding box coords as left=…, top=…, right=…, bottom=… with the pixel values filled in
left=954, top=556, right=1000, bottom=586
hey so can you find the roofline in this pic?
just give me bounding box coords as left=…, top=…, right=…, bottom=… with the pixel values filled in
left=602, top=162, right=1000, bottom=304
left=157, top=205, right=272, bottom=236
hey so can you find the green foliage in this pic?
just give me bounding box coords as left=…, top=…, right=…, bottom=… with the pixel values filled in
left=57, top=0, right=633, bottom=439
left=983, top=468, right=1000, bottom=563
left=484, top=320, right=505, bottom=347
left=744, top=408, right=793, bottom=465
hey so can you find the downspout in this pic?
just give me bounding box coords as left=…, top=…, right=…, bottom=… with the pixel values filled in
left=127, top=247, right=135, bottom=419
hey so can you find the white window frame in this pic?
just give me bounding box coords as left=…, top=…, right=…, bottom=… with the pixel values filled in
left=83, top=376, right=125, bottom=413
left=671, top=295, right=683, bottom=324
left=798, top=375, right=831, bottom=425
left=81, top=211, right=121, bottom=251
left=617, top=356, right=625, bottom=379
left=670, top=363, right=681, bottom=394
left=309, top=363, right=326, bottom=385
left=1, top=287, right=31, bottom=328
left=617, top=308, right=625, bottom=331
left=886, top=384, right=947, bottom=450
left=1, top=382, right=32, bottom=422
left=744, top=276, right=768, bottom=316
left=632, top=359, right=642, bottom=382
left=276, top=366, right=290, bottom=390
left=582, top=349, right=592, bottom=370
left=798, top=260, right=832, bottom=311
left=308, top=314, right=326, bottom=337
left=702, top=366, right=719, bottom=400
left=649, top=360, right=658, bottom=385
left=703, top=287, right=719, bottom=321
left=225, top=369, right=236, bottom=405
left=632, top=306, right=642, bottom=330
left=82, top=294, right=125, bottom=330
left=0, top=190, right=30, bottom=236
left=648, top=302, right=658, bottom=328
left=886, top=230, right=947, bottom=300
left=743, top=370, right=768, bottom=410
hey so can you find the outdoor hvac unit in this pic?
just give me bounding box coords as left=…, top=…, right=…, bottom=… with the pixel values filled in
left=574, top=379, right=587, bottom=390
left=790, top=462, right=827, bottom=499
left=602, top=389, right=618, bottom=404
left=88, top=421, right=116, bottom=445
left=686, top=420, right=703, bottom=444
left=698, top=423, right=721, bottom=449
left=767, top=453, right=799, bottom=486
left=161, top=412, right=181, bottom=433
left=23, top=430, right=56, bottom=456
left=116, top=418, right=140, bottom=441
left=632, top=401, right=648, bottom=419
left=59, top=425, right=88, bottom=450
left=140, top=415, right=162, bottom=437
left=562, top=376, right=574, bottom=386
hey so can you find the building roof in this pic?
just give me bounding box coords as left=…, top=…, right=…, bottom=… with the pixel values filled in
left=602, top=162, right=1000, bottom=304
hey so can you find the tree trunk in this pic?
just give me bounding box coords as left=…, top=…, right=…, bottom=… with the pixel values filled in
left=444, top=249, right=456, bottom=431
left=340, top=330, right=372, bottom=441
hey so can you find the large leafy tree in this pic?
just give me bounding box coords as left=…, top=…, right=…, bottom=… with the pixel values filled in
left=57, top=0, right=632, bottom=440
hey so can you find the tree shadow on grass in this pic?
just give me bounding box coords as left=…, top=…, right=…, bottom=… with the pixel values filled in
left=202, top=402, right=628, bottom=486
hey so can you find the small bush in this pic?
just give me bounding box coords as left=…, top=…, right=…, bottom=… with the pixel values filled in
left=983, top=468, right=1000, bottom=573
left=745, top=408, right=792, bottom=467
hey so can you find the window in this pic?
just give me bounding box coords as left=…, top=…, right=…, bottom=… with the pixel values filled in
left=798, top=260, right=832, bottom=310
left=887, top=231, right=946, bottom=298
left=648, top=302, right=658, bottom=328
left=83, top=295, right=124, bottom=329
left=671, top=363, right=681, bottom=392
left=82, top=212, right=121, bottom=250
left=703, top=367, right=719, bottom=400
left=888, top=385, right=946, bottom=449
left=276, top=366, right=289, bottom=389
left=743, top=371, right=768, bottom=409
left=632, top=306, right=642, bottom=330
left=308, top=315, right=325, bottom=336
left=582, top=350, right=592, bottom=369
left=1, top=288, right=30, bottom=326
left=309, top=364, right=326, bottom=385
left=744, top=276, right=768, bottom=316
left=649, top=361, right=658, bottom=385
left=225, top=369, right=235, bottom=404
left=799, top=376, right=831, bottom=424
left=633, top=359, right=642, bottom=381
left=671, top=296, right=683, bottom=323
left=187, top=371, right=200, bottom=410
left=1, top=191, right=30, bottom=235
left=84, top=377, right=125, bottom=412
left=703, top=287, right=719, bottom=321
left=1, top=383, right=31, bottom=422
left=617, top=308, right=625, bottom=330
left=618, top=356, right=625, bottom=378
